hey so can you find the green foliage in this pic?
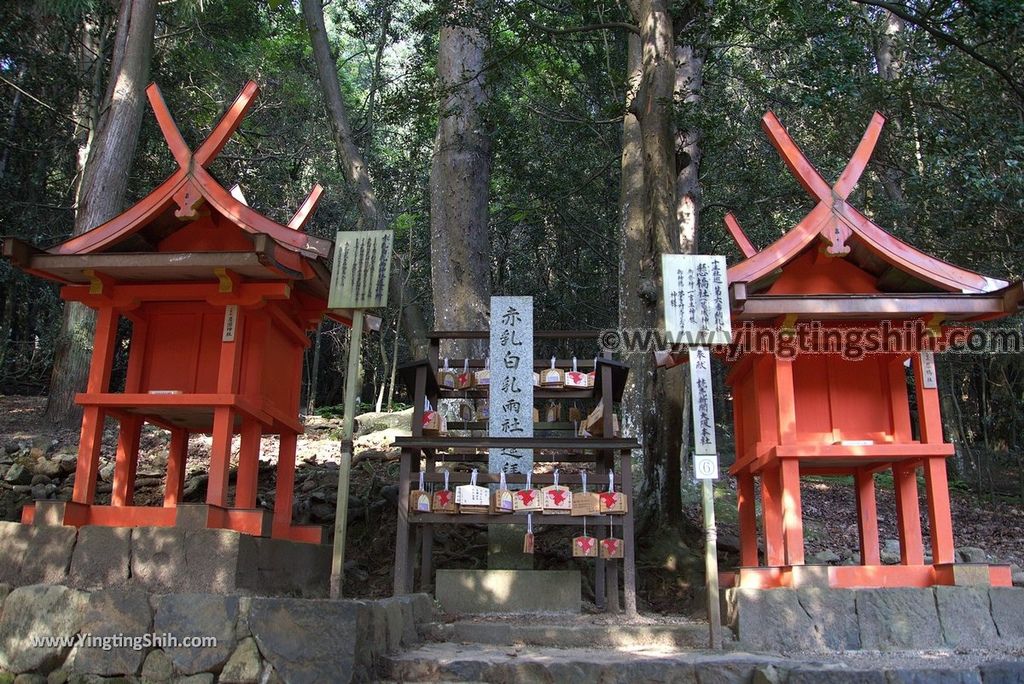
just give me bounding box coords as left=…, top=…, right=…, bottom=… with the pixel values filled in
left=0, top=0, right=1022, bottom=499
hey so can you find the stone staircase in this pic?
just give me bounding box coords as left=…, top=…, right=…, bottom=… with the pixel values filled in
left=380, top=615, right=1024, bottom=683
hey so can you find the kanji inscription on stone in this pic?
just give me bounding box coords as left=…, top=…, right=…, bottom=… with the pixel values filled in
left=489, top=297, right=534, bottom=475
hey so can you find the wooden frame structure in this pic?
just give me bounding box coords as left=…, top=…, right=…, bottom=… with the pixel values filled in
left=3, top=80, right=356, bottom=543
left=718, top=112, right=1022, bottom=588
left=392, top=331, right=640, bottom=613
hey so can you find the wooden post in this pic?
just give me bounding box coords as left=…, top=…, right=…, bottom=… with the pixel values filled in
left=620, top=450, right=638, bottom=616
left=912, top=352, right=944, bottom=444
left=736, top=472, right=759, bottom=567
left=893, top=463, right=925, bottom=565
left=923, top=457, right=955, bottom=564
left=111, top=415, right=142, bottom=506
left=164, top=428, right=188, bottom=507
left=760, top=467, right=786, bottom=566
left=779, top=458, right=804, bottom=566
left=331, top=308, right=363, bottom=599
left=235, top=419, right=262, bottom=509
left=855, top=468, right=881, bottom=565
left=273, top=431, right=297, bottom=530
left=209, top=307, right=244, bottom=508
left=702, top=477, right=723, bottom=649
left=72, top=305, right=119, bottom=505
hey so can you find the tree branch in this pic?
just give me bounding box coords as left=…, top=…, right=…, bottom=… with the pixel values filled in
left=851, top=0, right=1024, bottom=102
left=517, top=8, right=639, bottom=36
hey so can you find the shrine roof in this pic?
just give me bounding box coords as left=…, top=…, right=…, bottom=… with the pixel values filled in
left=724, top=112, right=1019, bottom=309
left=3, top=81, right=338, bottom=297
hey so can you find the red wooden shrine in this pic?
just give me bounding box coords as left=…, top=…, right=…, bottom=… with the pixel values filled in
left=718, top=112, right=1022, bottom=588
left=2, top=81, right=355, bottom=543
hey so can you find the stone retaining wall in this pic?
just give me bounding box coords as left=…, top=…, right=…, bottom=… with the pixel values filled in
left=0, top=584, right=433, bottom=683
left=0, top=522, right=329, bottom=597
left=726, top=586, right=1024, bottom=652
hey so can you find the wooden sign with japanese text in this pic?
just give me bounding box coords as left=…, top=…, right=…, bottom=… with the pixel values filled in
left=328, top=230, right=393, bottom=310
left=488, top=297, right=534, bottom=475
left=661, top=255, right=732, bottom=345
left=688, top=346, right=717, bottom=456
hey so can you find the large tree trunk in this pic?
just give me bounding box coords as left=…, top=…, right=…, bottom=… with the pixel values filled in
left=672, top=9, right=709, bottom=508
left=429, top=22, right=492, bottom=357
left=872, top=9, right=907, bottom=205
left=301, top=0, right=428, bottom=358
left=45, top=0, right=157, bottom=426
left=619, top=0, right=682, bottom=525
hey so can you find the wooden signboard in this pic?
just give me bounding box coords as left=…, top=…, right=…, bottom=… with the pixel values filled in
left=661, top=255, right=732, bottom=345
left=328, top=230, right=393, bottom=310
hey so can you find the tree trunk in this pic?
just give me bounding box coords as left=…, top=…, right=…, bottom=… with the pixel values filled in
left=45, top=0, right=157, bottom=426
left=664, top=40, right=706, bottom=519
left=619, top=0, right=682, bottom=526
left=301, top=0, right=428, bottom=358
left=429, top=22, right=492, bottom=357
left=871, top=9, right=907, bottom=205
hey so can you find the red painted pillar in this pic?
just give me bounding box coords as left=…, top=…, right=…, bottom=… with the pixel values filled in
left=912, top=352, right=955, bottom=565
left=207, top=407, right=235, bottom=508
left=779, top=459, right=804, bottom=566
left=855, top=468, right=881, bottom=565
left=737, top=471, right=759, bottom=567
left=273, top=431, right=298, bottom=534
left=893, top=463, right=925, bottom=565
left=164, top=428, right=188, bottom=506
left=235, top=418, right=262, bottom=509
left=924, top=457, right=955, bottom=564
left=208, top=307, right=244, bottom=508
left=760, top=467, right=786, bottom=566
left=111, top=415, right=142, bottom=506
left=72, top=306, right=119, bottom=505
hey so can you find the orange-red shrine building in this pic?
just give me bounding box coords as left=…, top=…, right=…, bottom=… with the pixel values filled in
left=718, top=112, right=1022, bottom=588
left=2, top=81, right=353, bottom=543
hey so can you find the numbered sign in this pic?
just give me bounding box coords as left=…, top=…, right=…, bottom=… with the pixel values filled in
left=693, top=453, right=719, bottom=480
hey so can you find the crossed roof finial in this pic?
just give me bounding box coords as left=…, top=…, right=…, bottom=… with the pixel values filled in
left=724, top=112, right=1002, bottom=294
left=726, top=111, right=886, bottom=258
left=146, top=81, right=323, bottom=231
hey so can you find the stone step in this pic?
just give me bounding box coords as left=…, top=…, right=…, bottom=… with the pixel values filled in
left=383, top=643, right=1024, bottom=683
left=422, top=620, right=716, bottom=649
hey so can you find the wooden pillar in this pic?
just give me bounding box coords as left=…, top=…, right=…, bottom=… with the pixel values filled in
left=779, top=459, right=804, bottom=566
left=887, top=358, right=913, bottom=441
left=71, top=306, right=119, bottom=505
left=273, top=431, right=297, bottom=529
left=235, top=418, right=262, bottom=509
left=855, top=468, right=881, bottom=565
left=923, top=457, right=955, bottom=564
left=111, top=415, right=142, bottom=506
left=393, top=447, right=413, bottom=595
left=207, top=408, right=234, bottom=507
left=774, top=358, right=797, bottom=444
left=912, top=352, right=944, bottom=444
left=760, top=468, right=785, bottom=566
left=737, top=471, right=759, bottom=567
left=208, top=306, right=244, bottom=508
left=893, top=463, right=924, bottom=565
left=164, top=428, right=188, bottom=506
